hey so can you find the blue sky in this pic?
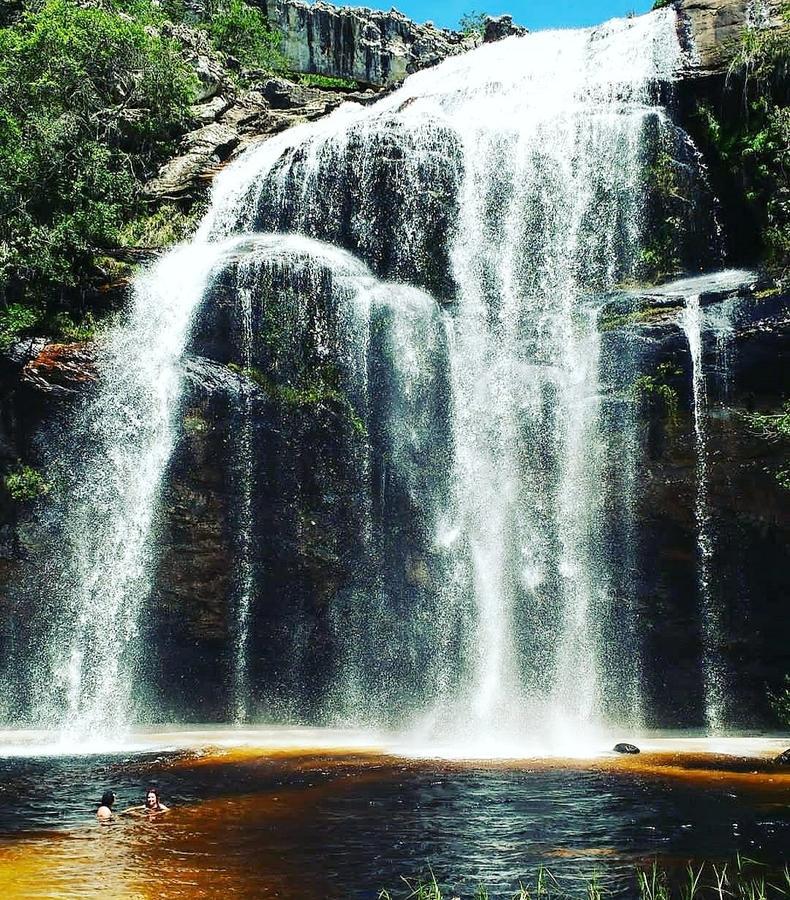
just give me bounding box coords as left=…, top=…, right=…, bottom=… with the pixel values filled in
left=360, top=0, right=654, bottom=31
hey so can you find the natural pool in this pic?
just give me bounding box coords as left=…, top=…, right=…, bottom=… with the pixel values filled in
left=0, top=730, right=788, bottom=898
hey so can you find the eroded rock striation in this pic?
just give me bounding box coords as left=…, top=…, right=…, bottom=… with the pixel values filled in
left=256, top=0, right=477, bottom=85
left=677, top=0, right=787, bottom=73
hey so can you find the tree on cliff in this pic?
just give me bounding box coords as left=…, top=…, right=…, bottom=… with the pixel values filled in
left=0, top=0, right=197, bottom=341
left=0, top=0, right=284, bottom=348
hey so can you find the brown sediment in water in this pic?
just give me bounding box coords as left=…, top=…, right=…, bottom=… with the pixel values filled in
left=546, top=847, right=621, bottom=858
left=156, top=744, right=790, bottom=796
left=0, top=775, right=399, bottom=900
left=587, top=751, right=790, bottom=797
left=1, top=740, right=788, bottom=899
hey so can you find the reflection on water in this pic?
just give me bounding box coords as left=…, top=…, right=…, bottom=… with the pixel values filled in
left=0, top=734, right=788, bottom=898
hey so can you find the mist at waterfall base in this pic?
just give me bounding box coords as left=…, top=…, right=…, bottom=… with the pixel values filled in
left=1, top=8, right=784, bottom=757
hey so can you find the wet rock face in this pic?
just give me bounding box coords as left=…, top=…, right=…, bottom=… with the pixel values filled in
left=677, top=0, right=786, bottom=74
left=599, top=281, right=790, bottom=727
left=20, top=343, right=97, bottom=396
left=256, top=0, right=476, bottom=85
left=2, top=281, right=789, bottom=726
left=0, top=340, right=96, bottom=600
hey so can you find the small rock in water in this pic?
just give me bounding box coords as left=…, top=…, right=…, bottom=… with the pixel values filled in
left=613, top=742, right=640, bottom=755
left=773, top=749, right=790, bottom=766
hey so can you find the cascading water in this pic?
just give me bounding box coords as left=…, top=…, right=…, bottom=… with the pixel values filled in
left=681, top=296, right=725, bottom=730
left=232, top=263, right=257, bottom=724
left=5, top=7, right=731, bottom=746
left=18, top=244, right=236, bottom=736
left=195, top=9, right=689, bottom=748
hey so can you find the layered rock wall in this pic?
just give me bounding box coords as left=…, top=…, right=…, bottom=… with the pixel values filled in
left=256, top=0, right=475, bottom=85
left=677, top=0, right=786, bottom=73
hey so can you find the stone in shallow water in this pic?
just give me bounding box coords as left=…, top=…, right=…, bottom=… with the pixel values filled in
left=773, top=749, right=790, bottom=766
left=613, top=743, right=641, bottom=754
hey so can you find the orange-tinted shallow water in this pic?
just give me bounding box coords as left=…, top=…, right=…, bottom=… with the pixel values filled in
left=0, top=731, right=788, bottom=898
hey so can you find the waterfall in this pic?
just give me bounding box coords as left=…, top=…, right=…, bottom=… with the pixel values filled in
left=7, top=7, right=724, bottom=746
left=680, top=295, right=726, bottom=731
left=27, top=243, right=237, bottom=736
left=197, top=9, right=686, bottom=747
left=232, top=263, right=257, bottom=724
left=709, top=297, right=738, bottom=403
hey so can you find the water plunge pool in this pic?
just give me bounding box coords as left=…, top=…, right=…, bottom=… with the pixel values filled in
left=0, top=730, right=787, bottom=898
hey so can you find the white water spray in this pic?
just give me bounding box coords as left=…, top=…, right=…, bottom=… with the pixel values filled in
left=681, top=295, right=726, bottom=731
left=232, top=264, right=257, bottom=724
left=45, top=243, right=233, bottom=737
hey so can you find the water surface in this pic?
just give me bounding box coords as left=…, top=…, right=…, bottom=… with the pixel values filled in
left=0, top=731, right=788, bottom=898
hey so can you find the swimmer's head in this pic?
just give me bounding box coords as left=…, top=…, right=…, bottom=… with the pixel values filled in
left=100, top=790, right=116, bottom=808
left=145, top=787, right=160, bottom=809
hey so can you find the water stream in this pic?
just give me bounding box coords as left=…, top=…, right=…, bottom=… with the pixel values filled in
left=681, top=295, right=725, bottom=730
left=232, top=262, right=257, bottom=724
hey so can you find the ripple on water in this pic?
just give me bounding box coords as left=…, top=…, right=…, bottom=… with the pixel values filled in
left=0, top=733, right=787, bottom=898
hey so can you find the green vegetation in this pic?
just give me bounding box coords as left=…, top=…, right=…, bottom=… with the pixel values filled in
left=0, top=0, right=197, bottom=340
left=598, top=304, right=671, bottom=332
left=183, top=410, right=210, bottom=434
left=380, top=859, right=790, bottom=899
left=632, top=363, right=680, bottom=429
left=297, top=72, right=360, bottom=91
left=2, top=463, right=50, bottom=502
left=458, top=10, right=487, bottom=36
left=695, top=7, right=789, bottom=285
left=228, top=362, right=367, bottom=437
left=202, top=0, right=284, bottom=70
left=0, top=0, right=284, bottom=349
left=638, top=150, right=687, bottom=282
left=651, top=0, right=674, bottom=10
left=741, top=400, right=790, bottom=489
left=119, top=201, right=205, bottom=249
left=0, top=302, right=40, bottom=349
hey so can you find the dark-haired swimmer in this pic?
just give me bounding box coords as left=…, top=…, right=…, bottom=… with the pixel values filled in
left=96, top=790, right=116, bottom=823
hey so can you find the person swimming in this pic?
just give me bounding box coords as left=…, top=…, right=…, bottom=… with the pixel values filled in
left=125, top=786, right=170, bottom=817
left=96, top=790, right=116, bottom=823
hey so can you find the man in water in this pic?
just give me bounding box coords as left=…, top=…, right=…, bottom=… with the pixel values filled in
left=125, top=786, right=170, bottom=817
left=96, top=790, right=116, bottom=823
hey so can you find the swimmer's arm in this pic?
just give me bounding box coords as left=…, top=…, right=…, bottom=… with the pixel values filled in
left=119, top=805, right=146, bottom=816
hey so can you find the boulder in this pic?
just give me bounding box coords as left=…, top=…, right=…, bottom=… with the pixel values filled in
left=21, top=343, right=97, bottom=395
left=258, top=76, right=312, bottom=109
left=160, top=20, right=229, bottom=102
left=191, top=95, right=232, bottom=125
left=192, top=54, right=226, bottom=103
left=613, top=742, right=641, bottom=754
left=774, top=749, right=790, bottom=766
left=483, top=14, right=527, bottom=43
